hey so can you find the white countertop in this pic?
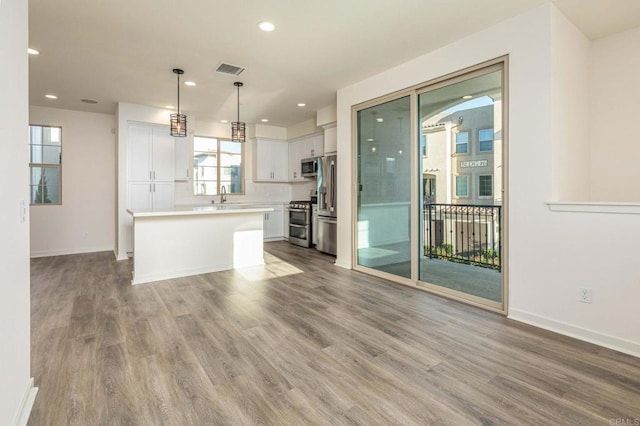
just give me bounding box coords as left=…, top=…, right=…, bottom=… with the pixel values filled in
left=127, top=204, right=275, bottom=218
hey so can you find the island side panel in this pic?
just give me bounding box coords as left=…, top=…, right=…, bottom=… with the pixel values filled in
left=131, top=211, right=265, bottom=284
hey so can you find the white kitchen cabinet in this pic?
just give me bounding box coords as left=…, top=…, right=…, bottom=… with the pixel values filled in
left=128, top=123, right=175, bottom=182
left=174, top=137, right=190, bottom=181
left=126, top=182, right=175, bottom=253
left=323, top=124, right=337, bottom=154
left=126, top=123, right=176, bottom=254
left=263, top=205, right=284, bottom=241
left=252, top=138, right=288, bottom=182
left=288, top=132, right=324, bottom=182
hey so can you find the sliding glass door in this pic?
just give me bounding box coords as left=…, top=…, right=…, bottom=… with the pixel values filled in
left=354, top=61, right=506, bottom=311
left=418, top=66, right=504, bottom=307
left=356, top=96, right=412, bottom=278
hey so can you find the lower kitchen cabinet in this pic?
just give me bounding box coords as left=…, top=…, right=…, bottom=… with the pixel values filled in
left=263, top=204, right=284, bottom=241
left=126, top=181, right=174, bottom=253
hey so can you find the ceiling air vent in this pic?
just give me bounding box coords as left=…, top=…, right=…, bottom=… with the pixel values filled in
left=216, top=63, right=245, bottom=76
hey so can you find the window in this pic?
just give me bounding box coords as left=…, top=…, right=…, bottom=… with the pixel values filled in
left=455, top=175, right=468, bottom=197
left=29, top=125, right=61, bottom=204
left=455, top=131, right=469, bottom=154
left=479, top=128, right=494, bottom=152
left=421, top=134, right=428, bottom=157
left=193, top=136, right=243, bottom=195
left=479, top=175, right=493, bottom=197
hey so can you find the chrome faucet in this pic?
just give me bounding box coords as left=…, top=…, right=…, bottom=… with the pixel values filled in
left=220, top=185, right=227, bottom=204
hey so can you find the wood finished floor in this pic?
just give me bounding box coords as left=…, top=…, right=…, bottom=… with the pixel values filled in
left=30, top=241, right=640, bottom=425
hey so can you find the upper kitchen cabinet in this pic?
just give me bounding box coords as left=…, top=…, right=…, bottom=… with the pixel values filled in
left=128, top=123, right=175, bottom=182
left=288, top=132, right=324, bottom=181
left=323, top=124, right=337, bottom=154
left=174, top=136, right=191, bottom=181
left=252, top=138, right=289, bottom=182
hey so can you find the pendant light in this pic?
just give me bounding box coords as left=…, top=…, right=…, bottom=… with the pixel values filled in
left=231, top=81, right=246, bottom=143
left=170, top=68, right=187, bottom=137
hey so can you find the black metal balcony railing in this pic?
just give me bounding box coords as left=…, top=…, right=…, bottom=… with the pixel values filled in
left=424, top=203, right=501, bottom=271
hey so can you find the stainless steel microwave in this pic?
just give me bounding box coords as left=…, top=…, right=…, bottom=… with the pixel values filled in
left=301, top=157, right=318, bottom=177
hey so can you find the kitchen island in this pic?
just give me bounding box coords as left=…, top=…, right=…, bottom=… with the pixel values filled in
left=127, top=205, right=274, bottom=285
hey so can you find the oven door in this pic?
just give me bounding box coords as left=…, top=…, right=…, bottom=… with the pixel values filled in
left=289, top=208, right=308, bottom=226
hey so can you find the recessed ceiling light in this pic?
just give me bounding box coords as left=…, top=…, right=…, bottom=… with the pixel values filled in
left=165, top=105, right=175, bottom=109
left=221, top=119, right=228, bottom=123
left=376, top=117, right=383, bottom=122
left=258, top=21, right=275, bottom=32
left=28, top=48, right=39, bottom=55
left=184, top=81, right=196, bottom=86
left=261, top=119, right=269, bottom=123
left=462, top=95, right=473, bottom=100
left=297, top=103, right=306, bottom=107
left=81, top=99, right=98, bottom=104
left=45, top=94, right=57, bottom=99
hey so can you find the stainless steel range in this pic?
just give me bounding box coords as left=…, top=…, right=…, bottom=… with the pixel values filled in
left=288, top=200, right=312, bottom=247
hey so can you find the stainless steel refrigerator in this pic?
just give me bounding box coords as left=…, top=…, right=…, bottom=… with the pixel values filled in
left=316, top=154, right=337, bottom=255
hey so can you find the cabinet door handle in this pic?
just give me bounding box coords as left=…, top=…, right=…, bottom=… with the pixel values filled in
left=153, top=171, right=156, bottom=180
left=150, top=171, right=152, bottom=180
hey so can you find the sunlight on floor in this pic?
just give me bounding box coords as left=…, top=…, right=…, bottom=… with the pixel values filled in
left=235, top=252, right=304, bottom=281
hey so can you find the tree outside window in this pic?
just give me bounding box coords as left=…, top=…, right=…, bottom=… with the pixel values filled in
left=29, top=125, right=61, bottom=205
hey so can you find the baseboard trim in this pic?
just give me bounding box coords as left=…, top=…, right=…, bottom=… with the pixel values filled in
left=30, top=246, right=114, bottom=258
left=11, top=378, right=38, bottom=426
left=508, top=308, right=640, bottom=358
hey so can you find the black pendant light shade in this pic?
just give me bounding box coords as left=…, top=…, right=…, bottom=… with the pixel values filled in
left=170, top=68, right=187, bottom=137
left=231, top=81, right=246, bottom=143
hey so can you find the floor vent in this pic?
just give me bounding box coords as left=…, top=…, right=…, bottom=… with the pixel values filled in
left=216, top=63, right=245, bottom=76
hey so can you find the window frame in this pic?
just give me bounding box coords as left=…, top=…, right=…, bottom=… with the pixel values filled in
left=193, top=135, right=245, bottom=196
left=478, top=128, right=494, bottom=152
left=454, top=131, right=469, bottom=154
left=455, top=175, right=469, bottom=198
left=478, top=174, right=493, bottom=198
left=29, top=124, right=62, bottom=206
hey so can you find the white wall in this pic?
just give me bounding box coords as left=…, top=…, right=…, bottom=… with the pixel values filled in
left=0, top=0, right=34, bottom=423
left=29, top=106, right=116, bottom=257
left=550, top=9, right=591, bottom=201
left=589, top=26, right=640, bottom=201
left=337, top=4, right=640, bottom=356
left=287, top=118, right=321, bottom=140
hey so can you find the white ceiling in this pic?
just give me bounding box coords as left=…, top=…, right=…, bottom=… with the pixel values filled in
left=28, top=0, right=640, bottom=128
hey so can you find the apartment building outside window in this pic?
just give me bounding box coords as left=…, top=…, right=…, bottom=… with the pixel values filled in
left=193, top=136, right=244, bottom=196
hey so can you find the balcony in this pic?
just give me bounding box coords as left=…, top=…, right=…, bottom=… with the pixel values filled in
left=424, top=203, right=501, bottom=271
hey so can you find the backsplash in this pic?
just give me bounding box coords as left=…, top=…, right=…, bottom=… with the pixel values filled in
left=174, top=179, right=316, bottom=205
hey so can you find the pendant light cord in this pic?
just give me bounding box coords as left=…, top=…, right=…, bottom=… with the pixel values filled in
left=237, top=84, right=240, bottom=122
left=177, top=73, right=180, bottom=115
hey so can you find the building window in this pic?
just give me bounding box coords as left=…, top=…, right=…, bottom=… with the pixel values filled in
left=479, top=128, right=494, bottom=152
left=421, top=134, right=428, bottom=157
left=455, top=175, right=468, bottom=197
left=479, top=174, right=493, bottom=197
left=29, top=125, right=62, bottom=205
left=193, top=136, right=243, bottom=196
left=455, top=131, right=469, bottom=154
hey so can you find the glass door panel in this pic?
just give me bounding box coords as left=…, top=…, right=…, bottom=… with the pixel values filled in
left=418, top=68, right=503, bottom=303
left=356, top=96, right=412, bottom=278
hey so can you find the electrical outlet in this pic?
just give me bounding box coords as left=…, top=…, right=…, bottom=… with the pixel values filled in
left=579, top=288, right=593, bottom=304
